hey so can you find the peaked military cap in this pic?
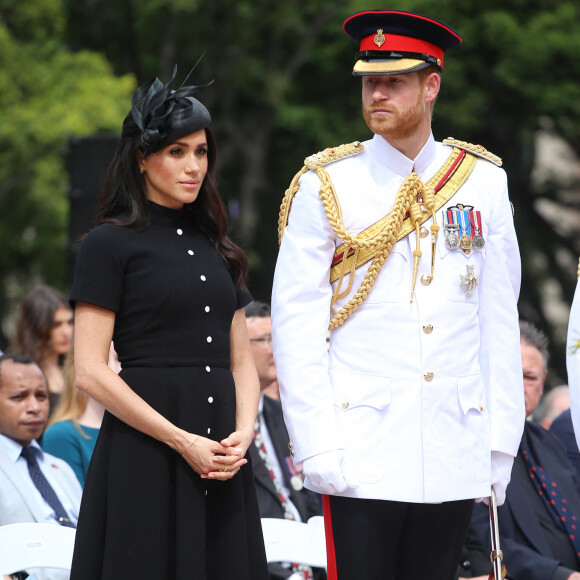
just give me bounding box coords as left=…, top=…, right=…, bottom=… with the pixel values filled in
left=343, top=10, right=461, bottom=75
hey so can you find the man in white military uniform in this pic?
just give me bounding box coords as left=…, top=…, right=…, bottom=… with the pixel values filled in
left=272, top=9, right=524, bottom=580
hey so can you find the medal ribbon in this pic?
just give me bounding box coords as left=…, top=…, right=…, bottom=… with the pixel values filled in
left=470, top=210, right=482, bottom=236
left=457, top=209, right=472, bottom=238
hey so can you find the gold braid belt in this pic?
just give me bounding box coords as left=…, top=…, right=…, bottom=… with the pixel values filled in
left=278, top=143, right=480, bottom=329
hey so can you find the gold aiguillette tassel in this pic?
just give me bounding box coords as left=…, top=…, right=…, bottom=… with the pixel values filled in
left=409, top=202, right=423, bottom=303
left=421, top=188, right=439, bottom=286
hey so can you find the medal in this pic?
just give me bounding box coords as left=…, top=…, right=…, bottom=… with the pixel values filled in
left=470, top=210, right=485, bottom=249
left=284, top=456, right=304, bottom=491
left=460, top=265, right=478, bottom=297
left=460, top=234, right=472, bottom=251
left=444, top=209, right=460, bottom=250
left=445, top=226, right=460, bottom=250
left=457, top=209, right=472, bottom=253
left=290, top=475, right=304, bottom=491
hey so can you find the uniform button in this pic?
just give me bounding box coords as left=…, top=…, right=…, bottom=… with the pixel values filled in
left=207, top=336, right=212, bottom=343
left=420, top=227, right=429, bottom=238
left=200, top=275, right=206, bottom=282
left=206, top=366, right=211, bottom=372
left=208, top=396, right=214, bottom=403
left=479, top=404, right=484, bottom=412
left=423, top=323, right=434, bottom=334
left=177, top=229, right=183, bottom=235
left=205, top=306, right=210, bottom=313
left=188, top=250, right=194, bottom=255
left=342, top=401, right=349, bottom=409
left=424, top=371, right=434, bottom=382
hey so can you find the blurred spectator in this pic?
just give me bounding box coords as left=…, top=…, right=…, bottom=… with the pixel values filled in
left=520, top=319, right=549, bottom=420
left=535, top=385, right=570, bottom=430
left=550, top=409, right=580, bottom=481
left=246, top=300, right=279, bottom=400
left=9, top=285, right=73, bottom=408
left=41, top=343, right=119, bottom=487
left=0, top=353, right=81, bottom=580
left=245, top=301, right=325, bottom=580
left=471, top=321, right=580, bottom=580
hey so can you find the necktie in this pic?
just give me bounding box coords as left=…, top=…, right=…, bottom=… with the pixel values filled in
left=254, top=413, right=312, bottom=579
left=20, top=445, right=75, bottom=528
left=520, top=434, right=580, bottom=562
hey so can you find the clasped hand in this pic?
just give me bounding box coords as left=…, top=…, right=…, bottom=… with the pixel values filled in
left=181, top=430, right=252, bottom=481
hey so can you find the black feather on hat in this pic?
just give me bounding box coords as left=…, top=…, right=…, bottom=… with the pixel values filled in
left=132, top=61, right=213, bottom=157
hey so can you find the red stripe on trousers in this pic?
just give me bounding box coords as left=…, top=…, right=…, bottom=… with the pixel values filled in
left=322, top=494, right=337, bottom=580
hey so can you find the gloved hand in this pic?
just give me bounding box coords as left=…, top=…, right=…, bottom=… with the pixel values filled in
left=303, top=450, right=358, bottom=494
left=477, top=451, right=514, bottom=506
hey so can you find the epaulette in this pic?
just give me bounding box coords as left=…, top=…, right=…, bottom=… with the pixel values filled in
left=443, top=137, right=502, bottom=167
left=304, top=141, right=364, bottom=170
left=577, top=256, right=580, bottom=280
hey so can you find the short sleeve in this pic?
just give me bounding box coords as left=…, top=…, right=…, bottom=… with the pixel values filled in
left=236, top=287, right=253, bottom=310
left=70, top=225, right=127, bottom=313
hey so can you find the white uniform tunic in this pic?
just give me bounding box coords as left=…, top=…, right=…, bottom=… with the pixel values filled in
left=272, top=133, right=525, bottom=503
left=567, top=279, right=580, bottom=448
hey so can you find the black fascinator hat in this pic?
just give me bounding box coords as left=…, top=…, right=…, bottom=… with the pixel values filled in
left=132, top=61, right=213, bottom=157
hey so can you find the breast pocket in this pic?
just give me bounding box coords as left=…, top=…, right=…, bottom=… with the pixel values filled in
left=365, top=242, right=410, bottom=304
left=330, top=368, right=391, bottom=483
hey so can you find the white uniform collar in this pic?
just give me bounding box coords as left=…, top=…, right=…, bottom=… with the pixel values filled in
left=0, top=433, right=43, bottom=463
left=370, top=132, right=436, bottom=177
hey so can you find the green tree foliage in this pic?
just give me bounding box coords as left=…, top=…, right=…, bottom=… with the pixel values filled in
left=0, top=0, right=134, bottom=344
left=3, top=1, right=580, bottom=383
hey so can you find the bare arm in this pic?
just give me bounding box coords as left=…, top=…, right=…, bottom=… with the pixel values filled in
left=74, top=302, right=244, bottom=479
left=213, top=308, right=261, bottom=465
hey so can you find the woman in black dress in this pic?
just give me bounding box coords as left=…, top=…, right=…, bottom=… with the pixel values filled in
left=69, top=68, right=268, bottom=579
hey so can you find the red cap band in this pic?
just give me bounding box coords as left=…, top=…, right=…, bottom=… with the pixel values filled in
left=360, top=33, right=444, bottom=66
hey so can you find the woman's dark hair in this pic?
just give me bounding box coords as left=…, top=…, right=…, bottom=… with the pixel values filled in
left=9, top=285, right=71, bottom=366
left=95, top=111, right=248, bottom=289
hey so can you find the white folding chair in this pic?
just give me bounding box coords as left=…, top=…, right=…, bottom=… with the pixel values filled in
left=261, top=515, right=327, bottom=569
left=0, top=522, right=76, bottom=577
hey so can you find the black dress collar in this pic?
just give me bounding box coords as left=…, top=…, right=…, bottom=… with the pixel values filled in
left=147, top=200, right=188, bottom=227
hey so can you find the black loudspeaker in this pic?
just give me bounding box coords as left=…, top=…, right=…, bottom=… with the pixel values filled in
left=67, top=135, right=119, bottom=284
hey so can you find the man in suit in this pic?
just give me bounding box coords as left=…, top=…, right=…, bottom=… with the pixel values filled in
left=550, top=408, right=580, bottom=481
left=272, top=9, right=524, bottom=580
left=0, top=353, right=82, bottom=580
left=245, top=301, right=324, bottom=580
left=472, top=322, right=580, bottom=580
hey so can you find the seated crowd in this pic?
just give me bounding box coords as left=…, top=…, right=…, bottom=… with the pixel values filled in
left=2, top=290, right=580, bottom=580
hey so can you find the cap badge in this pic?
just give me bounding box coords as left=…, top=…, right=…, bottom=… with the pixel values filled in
left=374, top=29, right=386, bottom=48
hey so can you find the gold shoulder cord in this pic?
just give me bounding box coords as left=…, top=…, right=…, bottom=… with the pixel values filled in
left=278, top=142, right=427, bottom=329
left=278, top=139, right=485, bottom=330
left=443, top=137, right=502, bottom=166
left=577, top=256, right=580, bottom=280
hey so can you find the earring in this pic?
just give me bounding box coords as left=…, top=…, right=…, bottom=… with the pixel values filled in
left=139, top=168, right=144, bottom=174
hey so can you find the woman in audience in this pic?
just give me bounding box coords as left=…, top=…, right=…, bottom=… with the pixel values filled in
left=42, top=343, right=119, bottom=486
left=10, top=285, right=73, bottom=407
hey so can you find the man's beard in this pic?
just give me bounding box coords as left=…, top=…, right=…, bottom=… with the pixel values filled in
left=362, top=90, right=426, bottom=141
